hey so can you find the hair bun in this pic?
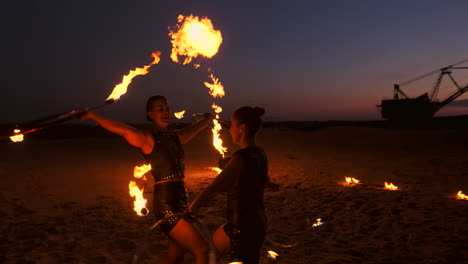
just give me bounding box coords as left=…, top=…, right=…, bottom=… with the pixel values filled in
left=253, top=107, right=265, bottom=117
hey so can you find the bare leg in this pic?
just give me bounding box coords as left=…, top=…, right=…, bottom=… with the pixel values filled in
left=155, top=238, right=185, bottom=264
left=168, top=218, right=209, bottom=264
left=212, top=225, right=230, bottom=256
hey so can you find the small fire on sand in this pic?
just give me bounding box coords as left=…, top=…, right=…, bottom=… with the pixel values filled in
left=456, top=190, right=468, bottom=200
left=10, top=129, right=24, bottom=143
left=174, top=110, right=186, bottom=119
left=345, top=177, right=360, bottom=185
left=384, top=182, right=399, bottom=190
left=129, top=163, right=152, bottom=216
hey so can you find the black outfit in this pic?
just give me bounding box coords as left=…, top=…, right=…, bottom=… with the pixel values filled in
left=225, top=146, right=268, bottom=264
left=142, top=131, right=187, bottom=234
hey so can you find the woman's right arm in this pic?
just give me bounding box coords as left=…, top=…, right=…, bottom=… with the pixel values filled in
left=80, top=111, right=152, bottom=152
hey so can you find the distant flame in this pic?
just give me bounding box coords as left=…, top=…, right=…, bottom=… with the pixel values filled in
left=345, top=177, right=360, bottom=184
left=457, top=190, right=468, bottom=200
left=134, top=163, right=151, bottom=180
left=384, top=182, right=398, bottom=190
left=312, top=218, right=325, bottom=227
left=267, top=250, right=279, bottom=259
left=194, top=64, right=200, bottom=69
left=10, top=129, right=24, bottom=142
left=204, top=74, right=225, bottom=98
left=106, top=52, right=161, bottom=102
left=174, top=110, right=186, bottom=119
left=207, top=167, right=222, bottom=173
left=169, top=15, right=223, bottom=65
left=128, top=181, right=148, bottom=216
left=212, top=103, right=227, bottom=158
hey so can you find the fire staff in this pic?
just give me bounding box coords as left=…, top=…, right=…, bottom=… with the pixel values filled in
left=80, top=95, right=213, bottom=264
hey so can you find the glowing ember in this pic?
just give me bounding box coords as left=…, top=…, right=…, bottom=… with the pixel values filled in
left=204, top=74, right=225, bottom=98
left=267, top=250, right=279, bottom=259
left=106, top=52, right=161, bottom=102
left=312, top=218, right=325, bottom=227
left=194, top=64, right=201, bottom=69
left=384, top=182, right=398, bottom=190
left=207, top=167, right=222, bottom=173
left=457, top=190, right=468, bottom=200
left=169, top=14, right=223, bottom=65
left=10, top=129, right=24, bottom=142
left=211, top=103, right=227, bottom=158
left=174, top=110, right=186, bottom=119
left=134, top=163, right=151, bottom=180
left=128, top=181, right=148, bottom=216
left=345, top=177, right=360, bottom=184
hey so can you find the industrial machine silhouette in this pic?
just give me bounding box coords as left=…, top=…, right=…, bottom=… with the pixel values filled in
left=378, top=59, right=468, bottom=121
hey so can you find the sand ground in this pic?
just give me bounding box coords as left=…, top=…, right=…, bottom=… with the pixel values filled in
left=1, top=126, right=468, bottom=263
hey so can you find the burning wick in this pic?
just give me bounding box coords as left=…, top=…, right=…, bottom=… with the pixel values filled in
left=10, top=129, right=24, bottom=143
left=384, top=182, right=399, bottom=190
left=174, top=110, right=186, bottom=119
left=345, top=177, right=360, bottom=184
left=457, top=190, right=468, bottom=200
left=267, top=250, right=279, bottom=259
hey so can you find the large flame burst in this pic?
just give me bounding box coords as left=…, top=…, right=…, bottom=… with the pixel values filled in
left=169, top=15, right=223, bottom=65
left=106, top=52, right=161, bottom=102
left=129, top=163, right=152, bottom=216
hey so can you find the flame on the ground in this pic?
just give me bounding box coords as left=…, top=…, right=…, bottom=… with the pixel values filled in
left=128, top=181, right=148, bottom=216
left=207, top=167, right=222, bottom=173
left=267, top=250, right=279, bottom=259
left=312, top=218, right=325, bottom=227
left=204, top=74, right=225, bottom=98
left=134, top=163, right=151, bottom=180
left=106, top=52, right=161, bottom=102
left=169, top=15, right=223, bottom=65
left=345, top=177, right=360, bottom=184
left=174, top=110, right=186, bottom=119
left=10, top=129, right=24, bottom=142
left=384, top=182, right=398, bottom=190
left=212, top=103, right=227, bottom=158
left=457, top=190, right=468, bottom=200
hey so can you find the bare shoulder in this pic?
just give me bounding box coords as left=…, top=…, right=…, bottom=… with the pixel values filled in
left=140, top=129, right=155, bottom=154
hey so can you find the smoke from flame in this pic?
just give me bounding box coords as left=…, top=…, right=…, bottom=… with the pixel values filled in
left=10, top=129, right=24, bottom=143
left=169, top=15, right=223, bottom=65
left=174, top=110, right=186, bottom=119
left=106, top=52, right=161, bottom=102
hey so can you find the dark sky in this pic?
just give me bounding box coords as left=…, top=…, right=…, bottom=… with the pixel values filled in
left=2, top=0, right=468, bottom=123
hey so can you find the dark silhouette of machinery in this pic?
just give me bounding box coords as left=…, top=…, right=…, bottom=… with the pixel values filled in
left=378, top=59, right=468, bottom=121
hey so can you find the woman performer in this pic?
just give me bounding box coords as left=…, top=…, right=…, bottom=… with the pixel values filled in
left=188, top=106, right=270, bottom=264
left=80, top=95, right=212, bottom=264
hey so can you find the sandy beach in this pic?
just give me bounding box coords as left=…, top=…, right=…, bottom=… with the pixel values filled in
left=1, top=124, right=468, bottom=263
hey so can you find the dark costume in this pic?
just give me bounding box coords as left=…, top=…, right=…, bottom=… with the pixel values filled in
left=142, top=131, right=187, bottom=234
left=224, top=146, right=268, bottom=263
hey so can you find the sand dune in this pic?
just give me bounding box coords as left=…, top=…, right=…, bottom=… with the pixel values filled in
left=1, top=126, right=468, bottom=263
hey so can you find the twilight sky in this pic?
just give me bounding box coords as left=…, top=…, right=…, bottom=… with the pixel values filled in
left=2, top=0, right=468, bottom=123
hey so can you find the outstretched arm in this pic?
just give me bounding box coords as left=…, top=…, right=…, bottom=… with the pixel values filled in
left=188, top=155, right=242, bottom=213
left=177, top=113, right=214, bottom=144
left=80, top=111, right=152, bottom=153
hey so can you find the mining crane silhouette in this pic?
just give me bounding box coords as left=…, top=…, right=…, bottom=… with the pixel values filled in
left=377, top=59, right=468, bottom=121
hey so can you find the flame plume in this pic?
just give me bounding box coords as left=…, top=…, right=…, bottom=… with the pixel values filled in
left=128, top=163, right=151, bottom=216
left=174, top=110, right=186, bottom=119
left=134, top=163, right=151, bottom=180
left=106, top=52, right=161, bottom=102
left=212, top=103, right=227, bottom=158
left=457, top=190, right=468, bottom=200
left=10, top=129, right=24, bottom=143
left=204, top=74, right=225, bottom=98
left=169, top=15, right=223, bottom=65
left=384, top=182, right=399, bottom=190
